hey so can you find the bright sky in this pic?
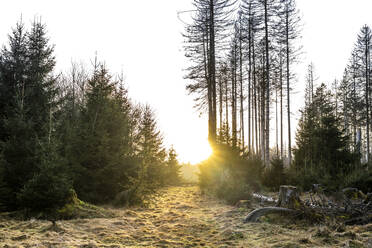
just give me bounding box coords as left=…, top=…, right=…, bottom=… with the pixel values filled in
left=1, top=0, right=371, bottom=164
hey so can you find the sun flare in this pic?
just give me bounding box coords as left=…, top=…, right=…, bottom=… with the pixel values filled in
left=181, top=140, right=213, bottom=165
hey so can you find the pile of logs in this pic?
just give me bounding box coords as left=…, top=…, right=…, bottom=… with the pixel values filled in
left=244, top=185, right=372, bottom=225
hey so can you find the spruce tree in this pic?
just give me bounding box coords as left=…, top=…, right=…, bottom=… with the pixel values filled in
left=72, top=65, right=133, bottom=203
left=137, top=105, right=167, bottom=187
left=293, top=84, right=357, bottom=189
left=0, top=20, right=71, bottom=211
left=165, top=147, right=182, bottom=185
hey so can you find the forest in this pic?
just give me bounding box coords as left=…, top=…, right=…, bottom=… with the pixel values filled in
left=185, top=0, right=372, bottom=197
left=0, top=0, right=372, bottom=247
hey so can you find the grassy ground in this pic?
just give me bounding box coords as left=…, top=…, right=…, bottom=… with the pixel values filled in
left=0, top=186, right=371, bottom=247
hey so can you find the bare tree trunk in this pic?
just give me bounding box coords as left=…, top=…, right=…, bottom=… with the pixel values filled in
left=209, top=0, right=217, bottom=146
left=366, top=40, right=370, bottom=163
left=276, top=79, right=279, bottom=157
left=247, top=18, right=252, bottom=154
left=253, top=37, right=258, bottom=155
left=232, top=46, right=238, bottom=148
left=219, top=73, right=223, bottom=133
left=280, top=53, right=283, bottom=159
left=239, top=19, right=245, bottom=150
left=264, top=0, right=270, bottom=165
left=225, top=70, right=229, bottom=143
left=261, top=68, right=265, bottom=162
left=285, top=3, right=292, bottom=165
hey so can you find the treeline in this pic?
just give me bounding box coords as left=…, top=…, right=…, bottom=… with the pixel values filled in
left=184, top=0, right=300, bottom=165
left=0, top=21, right=181, bottom=213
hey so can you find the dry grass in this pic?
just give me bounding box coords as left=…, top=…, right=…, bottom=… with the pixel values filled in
left=0, top=186, right=371, bottom=247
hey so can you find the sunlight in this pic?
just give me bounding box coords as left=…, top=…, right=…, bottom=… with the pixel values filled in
left=187, top=141, right=213, bottom=165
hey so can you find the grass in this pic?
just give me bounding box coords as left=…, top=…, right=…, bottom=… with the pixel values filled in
left=0, top=186, right=371, bottom=247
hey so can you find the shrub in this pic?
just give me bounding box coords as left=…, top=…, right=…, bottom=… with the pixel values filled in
left=216, top=177, right=252, bottom=204
left=262, top=157, right=286, bottom=191
left=343, top=166, right=372, bottom=193
left=198, top=144, right=259, bottom=204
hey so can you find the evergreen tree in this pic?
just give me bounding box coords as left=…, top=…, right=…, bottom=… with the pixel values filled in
left=165, top=147, right=182, bottom=185
left=137, top=105, right=167, bottom=187
left=0, top=20, right=70, bottom=210
left=71, top=65, right=134, bottom=203
left=293, top=84, right=357, bottom=189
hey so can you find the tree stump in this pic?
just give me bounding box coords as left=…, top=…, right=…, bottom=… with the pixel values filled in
left=276, top=185, right=302, bottom=209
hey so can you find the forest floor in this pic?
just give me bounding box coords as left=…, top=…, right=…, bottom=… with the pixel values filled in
left=0, top=186, right=371, bottom=248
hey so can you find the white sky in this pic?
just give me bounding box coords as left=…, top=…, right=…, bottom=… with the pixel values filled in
left=1, top=0, right=372, bottom=163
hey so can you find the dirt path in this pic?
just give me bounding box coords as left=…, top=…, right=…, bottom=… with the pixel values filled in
left=0, top=186, right=371, bottom=247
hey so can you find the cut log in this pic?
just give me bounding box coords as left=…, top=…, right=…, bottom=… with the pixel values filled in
left=244, top=207, right=298, bottom=222
left=252, top=193, right=277, bottom=205
left=276, top=185, right=302, bottom=209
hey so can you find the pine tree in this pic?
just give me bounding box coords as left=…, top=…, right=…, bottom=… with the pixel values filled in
left=71, top=65, right=134, bottom=203
left=0, top=20, right=71, bottom=210
left=165, top=147, right=182, bottom=185
left=293, top=84, right=356, bottom=189
left=355, top=25, right=371, bottom=163
left=137, top=105, right=167, bottom=187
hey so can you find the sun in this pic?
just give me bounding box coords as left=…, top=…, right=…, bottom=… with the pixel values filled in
left=178, top=139, right=213, bottom=165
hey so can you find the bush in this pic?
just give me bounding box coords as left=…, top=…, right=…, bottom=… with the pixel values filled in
left=216, top=177, right=252, bottom=205
left=343, top=166, right=372, bottom=193
left=262, top=157, right=287, bottom=191
left=198, top=144, right=260, bottom=204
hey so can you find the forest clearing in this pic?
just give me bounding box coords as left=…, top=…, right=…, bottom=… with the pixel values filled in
left=0, top=186, right=371, bottom=248
left=1, top=0, right=372, bottom=247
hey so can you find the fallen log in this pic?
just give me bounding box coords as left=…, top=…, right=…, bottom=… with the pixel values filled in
left=244, top=207, right=298, bottom=223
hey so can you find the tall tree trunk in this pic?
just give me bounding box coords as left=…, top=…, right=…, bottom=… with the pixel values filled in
left=209, top=0, right=217, bottom=146
left=239, top=19, right=245, bottom=150
left=285, top=2, right=292, bottom=165
left=280, top=52, right=283, bottom=159
left=264, top=0, right=270, bottom=165
left=248, top=19, right=252, bottom=154
left=253, top=36, right=258, bottom=155
left=276, top=79, right=279, bottom=157
left=366, top=38, right=370, bottom=163
left=261, top=53, right=266, bottom=161
left=225, top=72, right=229, bottom=143
left=219, top=73, right=223, bottom=134
left=232, top=46, right=238, bottom=148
